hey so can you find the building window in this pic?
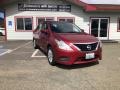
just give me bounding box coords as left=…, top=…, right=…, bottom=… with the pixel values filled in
left=118, top=18, right=120, bottom=32
left=15, top=17, right=33, bottom=31
left=57, top=17, right=75, bottom=23
left=37, top=17, right=54, bottom=25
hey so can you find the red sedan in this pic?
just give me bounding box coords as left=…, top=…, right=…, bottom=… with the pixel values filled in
left=33, top=21, right=102, bottom=66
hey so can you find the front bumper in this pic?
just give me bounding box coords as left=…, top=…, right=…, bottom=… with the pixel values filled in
left=54, top=47, right=102, bottom=65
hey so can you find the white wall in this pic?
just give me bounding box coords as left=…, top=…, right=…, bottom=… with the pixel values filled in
left=85, top=12, right=120, bottom=40
left=6, top=0, right=88, bottom=40
left=5, top=0, right=120, bottom=40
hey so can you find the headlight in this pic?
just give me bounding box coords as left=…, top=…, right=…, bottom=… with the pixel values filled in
left=55, top=39, right=73, bottom=51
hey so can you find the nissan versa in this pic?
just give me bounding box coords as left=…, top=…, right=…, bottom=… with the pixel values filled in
left=33, top=21, right=102, bottom=66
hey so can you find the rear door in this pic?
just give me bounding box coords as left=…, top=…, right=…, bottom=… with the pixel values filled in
left=40, top=22, right=50, bottom=52
left=35, top=23, right=43, bottom=47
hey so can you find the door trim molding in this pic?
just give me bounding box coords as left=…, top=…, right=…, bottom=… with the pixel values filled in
left=89, top=17, right=110, bottom=40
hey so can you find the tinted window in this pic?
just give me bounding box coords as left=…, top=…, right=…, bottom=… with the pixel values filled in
left=41, top=23, right=48, bottom=30
left=17, top=18, right=24, bottom=30
left=35, top=23, right=42, bottom=31
left=25, top=18, right=32, bottom=30
left=16, top=17, right=33, bottom=31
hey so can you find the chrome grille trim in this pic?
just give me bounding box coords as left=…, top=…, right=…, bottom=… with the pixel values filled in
left=74, top=42, right=99, bottom=51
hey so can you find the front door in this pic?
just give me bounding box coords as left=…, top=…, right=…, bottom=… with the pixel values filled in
left=90, top=18, right=109, bottom=40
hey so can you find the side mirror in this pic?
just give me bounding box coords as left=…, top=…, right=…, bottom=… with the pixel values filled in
left=81, top=29, right=84, bottom=32
left=41, top=30, right=49, bottom=35
left=41, top=30, right=47, bottom=33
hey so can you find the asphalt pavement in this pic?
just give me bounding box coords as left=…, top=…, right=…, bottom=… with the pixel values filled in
left=0, top=40, right=120, bottom=90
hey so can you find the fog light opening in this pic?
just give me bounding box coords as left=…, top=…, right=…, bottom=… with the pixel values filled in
left=59, top=57, right=69, bottom=61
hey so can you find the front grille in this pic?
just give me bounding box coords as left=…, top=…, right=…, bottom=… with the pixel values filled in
left=74, top=42, right=98, bottom=51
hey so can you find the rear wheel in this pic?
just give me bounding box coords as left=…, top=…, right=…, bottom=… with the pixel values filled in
left=33, top=39, right=38, bottom=49
left=0, top=32, right=2, bottom=36
left=47, top=47, right=56, bottom=66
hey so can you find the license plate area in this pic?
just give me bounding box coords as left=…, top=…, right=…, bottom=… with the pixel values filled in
left=85, top=53, right=95, bottom=60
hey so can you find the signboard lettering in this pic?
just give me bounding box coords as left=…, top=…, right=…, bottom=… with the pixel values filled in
left=18, top=3, right=71, bottom=12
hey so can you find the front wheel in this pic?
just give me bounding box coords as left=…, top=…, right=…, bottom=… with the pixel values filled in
left=47, top=47, right=56, bottom=66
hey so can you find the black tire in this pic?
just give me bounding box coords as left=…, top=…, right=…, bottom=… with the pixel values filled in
left=95, top=61, right=99, bottom=64
left=93, top=61, right=99, bottom=65
left=0, top=32, right=3, bottom=36
left=47, top=47, right=56, bottom=66
left=33, top=39, right=38, bottom=49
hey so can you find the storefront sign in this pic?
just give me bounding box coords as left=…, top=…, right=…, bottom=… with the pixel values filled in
left=18, top=3, right=71, bottom=12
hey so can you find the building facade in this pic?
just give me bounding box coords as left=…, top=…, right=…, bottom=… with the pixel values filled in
left=4, top=0, right=120, bottom=40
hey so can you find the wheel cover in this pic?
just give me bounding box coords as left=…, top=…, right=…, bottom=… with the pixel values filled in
left=48, top=49, right=53, bottom=63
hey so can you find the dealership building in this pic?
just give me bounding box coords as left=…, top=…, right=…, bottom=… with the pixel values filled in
left=0, top=0, right=120, bottom=40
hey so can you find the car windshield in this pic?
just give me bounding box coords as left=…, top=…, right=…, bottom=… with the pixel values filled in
left=50, top=22, right=83, bottom=33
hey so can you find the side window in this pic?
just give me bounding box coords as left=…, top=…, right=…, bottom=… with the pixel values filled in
left=16, top=18, right=24, bottom=30
left=35, top=23, right=42, bottom=31
left=16, top=17, right=33, bottom=31
left=38, top=23, right=42, bottom=31
left=35, top=25, right=39, bottom=30
left=41, top=23, right=48, bottom=30
left=24, top=18, right=32, bottom=30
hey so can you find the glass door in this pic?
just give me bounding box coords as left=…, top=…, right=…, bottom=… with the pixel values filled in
left=90, top=18, right=109, bottom=40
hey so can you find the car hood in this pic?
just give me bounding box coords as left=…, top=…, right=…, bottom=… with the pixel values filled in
left=55, top=33, right=99, bottom=43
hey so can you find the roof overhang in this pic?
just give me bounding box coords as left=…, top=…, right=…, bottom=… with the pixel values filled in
left=92, top=4, right=120, bottom=12
left=0, top=0, right=120, bottom=12
left=66, top=0, right=120, bottom=12
left=65, top=0, right=97, bottom=11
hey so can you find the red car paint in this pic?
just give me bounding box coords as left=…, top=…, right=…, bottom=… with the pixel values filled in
left=33, top=21, right=102, bottom=65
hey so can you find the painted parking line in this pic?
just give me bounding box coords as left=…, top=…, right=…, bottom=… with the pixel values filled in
left=31, top=49, right=46, bottom=58
left=0, top=49, right=12, bottom=56
left=0, top=41, right=32, bottom=56
left=8, top=41, right=32, bottom=53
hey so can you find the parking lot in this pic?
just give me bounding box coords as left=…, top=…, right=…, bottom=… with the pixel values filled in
left=0, top=40, right=120, bottom=90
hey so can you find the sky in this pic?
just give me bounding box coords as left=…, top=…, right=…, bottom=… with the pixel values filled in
left=81, top=0, right=120, bottom=4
